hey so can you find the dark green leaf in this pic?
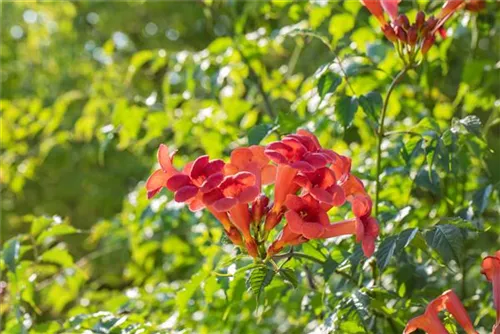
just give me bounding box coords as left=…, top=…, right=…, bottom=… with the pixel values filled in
left=358, top=91, right=382, bottom=124
left=278, top=268, right=298, bottom=288
left=3, top=238, right=20, bottom=273
left=472, top=184, right=493, bottom=215
left=438, top=217, right=479, bottom=231
left=317, top=72, right=342, bottom=98
left=323, top=256, right=339, bottom=281
left=248, top=124, right=273, bottom=145
left=247, top=266, right=275, bottom=299
left=336, top=96, right=359, bottom=129
left=425, top=224, right=464, bottom=265
left=453, top=115, right=482, bottom=137
left=395, top=228, right=419, bottom=254
left=375, top=236, right=397, bottom=270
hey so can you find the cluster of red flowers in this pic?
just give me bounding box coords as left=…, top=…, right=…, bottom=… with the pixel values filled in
left=361, top=0, right=485, bottom=59
left=404, top=251, right=500, bottom=334
left=146, top=130, right=378, bottom=259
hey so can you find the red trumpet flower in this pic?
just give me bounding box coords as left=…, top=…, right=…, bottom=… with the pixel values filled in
left=165, top=155, right=225, bottom=211
left=403, top=289, right=477, bottom=334
left=481, top=251, right=500, bottom=331
left=145, top=144, right=179, bottom=199
left=224, top=145, right=276, bottom=190
left=294, top=167, right=346, bottom=207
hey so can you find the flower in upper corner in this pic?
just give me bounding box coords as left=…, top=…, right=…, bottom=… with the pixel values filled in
left=165, top=155, right=225, bottom=211
left=403, top=289, right=477, bottom=334
left=465, top=0, right=486, bottom=12
left=481, top=250, right=500, bottom=330
left=145, top=144, right=179, bottom=199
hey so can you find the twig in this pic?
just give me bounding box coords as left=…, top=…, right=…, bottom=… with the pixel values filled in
left=374, top=66, right=411, bottom=219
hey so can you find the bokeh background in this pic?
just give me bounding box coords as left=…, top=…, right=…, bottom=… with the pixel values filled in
left=1, top=1, right=499, bottom=333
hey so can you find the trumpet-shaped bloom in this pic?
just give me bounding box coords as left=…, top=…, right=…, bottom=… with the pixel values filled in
left=166, top=155, right=225, bottom=211
left=267, top=194, right=329, bottom=255
left=145, top=144, right=179, bottom=199
left=481, top=251, right=500, bottom=327
left=403, top=289, right=477, bottom=334
left=295, top=167, right=345, bottom=207
left=320, top=195, right=379, bottom=257
left=210, top=172, right=259, bottom=212
left=224, top=146, right=276, bottom=189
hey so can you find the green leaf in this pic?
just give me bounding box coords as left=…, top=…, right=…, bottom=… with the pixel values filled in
left=452, top=115, right=482, bottom=137
left=438, top=217, right=479, bottom=231
left=358, top=91, right=382, bottom=124
left=248, top=124, right=273, bottom=145
left=37, top=224, right=78, bottom=243
left=395, top=228, right=419, bottom=253
left=278, top=268, right=298, bottom=288
left=472, top=184, right=493, bottom=215
left=30, top=216, right=54, bottom=238
left=247, top=266, right=275, bottom=299
left=375, top=236, right=397, bottom=270
left=425, top=224, right=464, bottom=266
left=176, top=271, right=208, bottom=314
left=336, top=96, right=359, bottom=129
left=317, top=72, right=342, bottom=99
left=40, top=247, right=74, bottom=267
left=3, top=238, right=20, bottom=273
left=323, top=256, right=339, bottom=281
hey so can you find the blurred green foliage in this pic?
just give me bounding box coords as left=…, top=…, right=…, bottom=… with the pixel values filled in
left=1, top=1, right=499, bottom=333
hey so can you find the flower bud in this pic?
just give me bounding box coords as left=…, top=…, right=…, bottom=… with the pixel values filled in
left=251, top=194, right=269, bottom=225
left=421, top=35, right=435, bottom=55
left=245, top=238, right=259, bottom=258
left=396, top=14, right=410, bottom=30
left=421, top=17, right=437, bottom=37
left=225, top=227, right=243, bottom=246
left=416, top=11, right=425, bottom=29
left=264, top=209, right=283, bottom=232
left=382, top=24, right=398, bottom=43
left=407, top=26, right=418, bottom=46
left=395, top=26, right=407, bottom=43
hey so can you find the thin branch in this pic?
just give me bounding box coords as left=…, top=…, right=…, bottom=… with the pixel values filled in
left=374, top=66, right=411, bottom=219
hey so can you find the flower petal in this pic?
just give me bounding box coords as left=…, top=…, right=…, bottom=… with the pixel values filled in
left=230, top=147, right=254, bottom=170
left=147, top=188, right=162, bottom=199
left=303, top=152, right=328, bottom=169
left=265, top=150, right=288, bottom=164
left=380, top=0, right=400, bottom=21
left=237, top=185, right=260, bottom=204
left=212, top=197, right=238, bottom=212
left=174, top=185, right=198, bottom=202
left=285, top=210, right=304, bottom=235
left=188, top=197, right=205, bottom=212
left=166, top=173, right=192, bottom=191
left=261, top=164, right=277, bottom=185
left=189, top=155, right=210, bottom=179
left=200, top=172, right=224, bottom=193
left=158, top=144, right=176, bottom=173
left=146, top=169, right=168, bottom=193
left=302, top=223, right=324, bottom=239
left=205, top=159, right=225, bottom=175
left=290, top=161, right=315, bottom=172
left=284, top=194, right=305, bottom=212
left=352, top=195, right=372, bottom=218
left=296, top=129, right=321, bottom=150
left=310, top=187, right=334, bottom=204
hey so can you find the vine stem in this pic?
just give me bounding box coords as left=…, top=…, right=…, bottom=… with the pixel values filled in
left=374, top=66, right=411, bottom=219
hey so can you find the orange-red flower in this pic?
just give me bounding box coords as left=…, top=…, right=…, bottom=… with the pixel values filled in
left=145, top=144, right=179, bottom=199
left=264, top=130, right=337, bottom=231
left=165, top=155, right=225, bottom=211
left=224, top=145, right=276, bottom=190
left=267, top=194, right=330, bottom=256
left=465, top=0, right=486, bottom=12
left=320, top=195, right=379, bottom=257
left=481, top=251, right=500, bottom=331
left=295, top=167, right=346, bottom=207
left=403, top=289, right=477, bottom=334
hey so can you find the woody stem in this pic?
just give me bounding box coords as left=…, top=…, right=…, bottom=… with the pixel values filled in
left=374, top=66, right=410, bottom=219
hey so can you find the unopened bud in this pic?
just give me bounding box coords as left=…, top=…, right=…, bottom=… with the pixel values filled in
left=421, top=35, right=435, bottom=55
left=226, top=227, right=243, bottom=246
left=416, top=11, right=425, bottom=29
left=382, top=24, right=398, bottom=43
left=395, top=26, right=407, bottom=43
left=264, top=210, right=283, bottom=232
left=396, top=14, right=410, bottom=30
left=245, top=238, right=259, bottom=258
left=407, top=26, right=418, bottom=46
left=251, top=194, right=269, bottom=225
